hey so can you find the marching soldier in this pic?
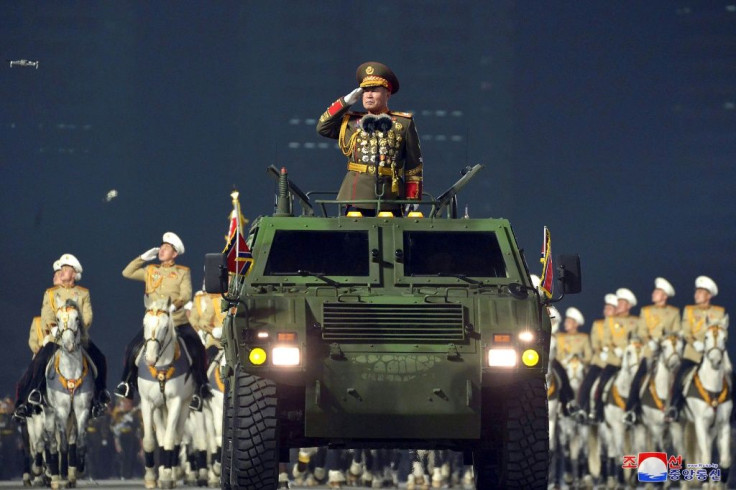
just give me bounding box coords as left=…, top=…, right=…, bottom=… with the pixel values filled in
left=624, top=277, right=680, bottom=423
left=556, top=307, right=592, bottom=366
left=316, top=61, right=423, bottom=215
left=666, top=276, right=726, bottom=421
left=115, top=232, right=211, bottom=411
left=587, top=288, right=639, bottom=422
left=18, top=254, right=110, bottom=417
left=575, top=294, right=618, bottom=421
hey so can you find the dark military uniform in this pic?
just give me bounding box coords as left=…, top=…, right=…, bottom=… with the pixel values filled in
left=316, top=62, right=423, bottom=211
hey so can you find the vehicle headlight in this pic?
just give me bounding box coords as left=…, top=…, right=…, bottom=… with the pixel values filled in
left=249, top=347, right=267, bottom=365
left=272, top=346, right=300, bottom=366
left=521, top=349, right=540, bottom=367
left=488, top=348, right=517, bottom=367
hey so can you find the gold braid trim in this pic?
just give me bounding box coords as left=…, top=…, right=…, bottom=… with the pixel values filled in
left=693, top=371, right=729, bottom=408
left=648, top=375, right=665, bottom=411
left=339, top=114, right=358, bottom=157
left=55, top=354, right=89, bottom=395
left=611, top=383, right=627, bottom=409
left=405, top=164, right=423, bottom=176
left=547, top=375, right=556, bottom=398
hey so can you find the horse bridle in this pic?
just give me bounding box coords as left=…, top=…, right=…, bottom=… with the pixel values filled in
left=56, top=305, right=81, bottom=350
left=144, top=309, right=173, bottom=365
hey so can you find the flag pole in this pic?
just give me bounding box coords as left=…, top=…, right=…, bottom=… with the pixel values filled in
left=230, top=189, right=241, bottom=293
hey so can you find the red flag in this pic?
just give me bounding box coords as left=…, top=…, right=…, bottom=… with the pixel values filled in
left=222, top=191, right=252, bottom=276
left=539, top=226, right=553, bottom=298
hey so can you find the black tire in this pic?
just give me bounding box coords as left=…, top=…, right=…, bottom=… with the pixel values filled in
left=474, top=376, right=549, bottom=489
left=228, top=369, right=279, bottom=489
left=220, top=376, right=233, bottom=490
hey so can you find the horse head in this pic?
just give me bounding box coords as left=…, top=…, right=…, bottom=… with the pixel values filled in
left=622, top=336, right=644, bottom=374
left=142, top=295, right=174, bottom=366
left=564, top=353, right=585, bottom=389
left=658, top=332, right=684, bottom=370
left=703, top=315, right=729, bottom=370
left=55, top=297, right=81, bottom=353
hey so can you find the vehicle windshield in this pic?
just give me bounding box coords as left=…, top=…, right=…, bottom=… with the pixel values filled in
left=264, top=230, right=370, bottom=276
left=403, top=231, right=507, bottom=278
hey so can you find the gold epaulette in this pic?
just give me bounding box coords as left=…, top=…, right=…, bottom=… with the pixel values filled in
left=175, top=265, right=190, bottom=271
left=75, top=286, right=89, bottom=292
left=712, top=305, right=725, bottom=313
left=389, top=111, right=413, bottom=118
left=46, top=286, right=59, bottom=293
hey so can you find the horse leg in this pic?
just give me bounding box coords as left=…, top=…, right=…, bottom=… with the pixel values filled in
left=189, top=409, right=208, bottom=486
left=140, top=400, right=158, bottom=489
left=716, top=408, right=731, bottom=489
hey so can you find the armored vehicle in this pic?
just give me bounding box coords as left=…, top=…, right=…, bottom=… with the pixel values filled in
left=206, top=164, right=581, bottom=489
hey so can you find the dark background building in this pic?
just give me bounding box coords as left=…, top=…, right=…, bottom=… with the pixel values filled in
left=1, top=2, right=734, bottom=395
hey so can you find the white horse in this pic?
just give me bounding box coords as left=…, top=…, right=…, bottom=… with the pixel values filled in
left=42, top=298, right=94, bottom=489
left=681, top=317, right=731, bottom=489
left=203, top=326, right=225, bottom=487
left=138, top=296, right=195, bottom=489
left=639, top=333, right=685, bottom=454
left=558, top=354, right=590, bottom=488
left=600, top=339, right=646, bottom=488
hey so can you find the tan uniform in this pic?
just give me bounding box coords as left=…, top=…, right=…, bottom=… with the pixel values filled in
left=590, top=319, right=607, bottom=367
left=41, top=284, right=93, bottom=341
left=602, top=315, right=639, bottom=367
left=638, top=304, right=681, bottom=358
left=317, top=98, right=423, bottom=208
left=189, top=292, right=225, bottom=349
left=122, top=257, right=192, bottom=327
left=555, top=331, right=592, bottom=366
left=28, top=316, right=46, bottom=356
left=682, top=304, right=726, bottom=363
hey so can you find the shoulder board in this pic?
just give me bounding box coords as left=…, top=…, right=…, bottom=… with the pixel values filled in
left=347, top=111, right=366, bottom=117
left=666, top=305, right=679, bottom=311
left=75, top=286, right=89, bottom=292
left=389, top=111, right=413, bottom=118
left=175, top=265, right=190, bottom=271
left=712, top=305, right=725, bottom=313
left=46, top=286, right=59, bottom=293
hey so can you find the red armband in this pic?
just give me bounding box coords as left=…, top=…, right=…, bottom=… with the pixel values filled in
left=404, top=181, right=422, bottom=199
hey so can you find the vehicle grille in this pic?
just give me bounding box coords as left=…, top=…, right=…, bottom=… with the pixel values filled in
left=322, top=303, right=465, bottom=341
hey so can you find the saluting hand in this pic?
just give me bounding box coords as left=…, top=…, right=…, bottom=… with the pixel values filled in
left=140, top=247, right=160, bottom=261
left=343, top=87, right=363, bottom=106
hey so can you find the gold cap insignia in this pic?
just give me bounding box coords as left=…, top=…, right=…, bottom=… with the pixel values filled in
left=366, top=66, right=374, bottom=75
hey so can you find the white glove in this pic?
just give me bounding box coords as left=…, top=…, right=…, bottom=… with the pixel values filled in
left=343, top=87, right=363, bottom=106
left=614, top=347, right=623, bottom=358
left=212, top=326, right=223, bottom=339
left=693, top=340, right=704, bottom=353
left=51, top=326, right=59, bottom=338
left=168, top=303, right=177, bottom=314
left=140, top=247, right=160, bottom=261
left=42, top=334, right=53, bottom=346
left=600, top=351, right=608, bottom=362
left=648, top=339, right=658, bottom=353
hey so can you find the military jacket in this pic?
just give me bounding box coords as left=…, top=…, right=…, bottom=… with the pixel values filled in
left=590, top=319, right=607, bottom=368
left=28, top=316, right=45, bottom=356
left=602, top=315, right=639, bottom=367
left=638, top=304, right=681, bottom=358
left=189, top=292, right=225, bottom=349
left=317, top=97, right=423, bottom=207
left=41, top=284, right=93, bottom=341
left=555, top=331, right=592, bottom=366
left=682, top=304, right=727, bottom=363
left=122, top=257, right=192, bottom=327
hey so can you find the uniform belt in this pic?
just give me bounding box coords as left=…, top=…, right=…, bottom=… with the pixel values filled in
left=347, top=161, right=393, bottom=177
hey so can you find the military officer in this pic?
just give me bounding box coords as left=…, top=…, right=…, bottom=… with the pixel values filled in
left=189, top=286, right=225, bottom=358
left=587, top=288, right=639, bottom=422
left=556, top=307, right=592, bottom=366
left=20, top=254, right=110, bottom=417
left=575, top=293, right=618, bottom=421
left=624, top=277, right=680, bottom=423
left=666, top=276, right=727, bottom=421
left=316, top=61, right=423, bottom=215
left=548, top=305, right=579, bottom=415
left=115, top=232, right=211, bottom=411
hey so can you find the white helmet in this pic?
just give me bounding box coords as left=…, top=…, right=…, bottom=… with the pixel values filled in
left=58, top=253, right=83, bottom=281
left=162, top=231, right=185, bottom=255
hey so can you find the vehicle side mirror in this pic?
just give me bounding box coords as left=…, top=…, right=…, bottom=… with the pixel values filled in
left=556, top=254, right=582, bottom=295
left=204, top=253, right=228, bottom=294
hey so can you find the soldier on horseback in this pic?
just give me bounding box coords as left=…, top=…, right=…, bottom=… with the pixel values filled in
left=666, top=275, right=728, bottom=421
left=115, top=232, right=212, bottom=411
left=15, top=254, right=110, bottom=419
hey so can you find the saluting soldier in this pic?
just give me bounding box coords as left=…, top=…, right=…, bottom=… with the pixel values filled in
left=19, top=254, right=110, bottom=417
left=588, top=288, right=639, bottom=422
left=624, top=277, right=680, bottom=424
left=575, top=293, right=617, bottom=421
left=666, top=276, right=726, bottom=421
left=316, top=61, right=423, bottom=215
left=556, top=307, right=592, bottom=366
left=115, top=232, right=211, bottom=411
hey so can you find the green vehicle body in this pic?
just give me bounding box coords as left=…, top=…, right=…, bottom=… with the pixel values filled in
left=210, top=165, right=580, bottom=489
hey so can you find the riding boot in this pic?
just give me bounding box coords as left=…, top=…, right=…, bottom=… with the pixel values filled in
left=177, top=324, right=211, bottom=411
left=115, top=330, right=144, bottom=400
left=592, top=365, right=618, bottom=422
left=666, top=359, right=696, bottom=421
left=576, top=365, right=601, bottom=421
left=624, top=359, right=648, bottom=424
left=85, top=340, right=110, bottom=417
left=552, top=359, right=576, bottom=415
left=27, top=343, right=57, bottom=406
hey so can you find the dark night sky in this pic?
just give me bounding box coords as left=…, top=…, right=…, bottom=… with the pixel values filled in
left=1, top=2, right=734, bottom=395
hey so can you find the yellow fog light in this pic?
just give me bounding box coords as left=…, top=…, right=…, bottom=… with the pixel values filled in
left=522, top=349, right=540, bottom=367
left=407, top=211, right=424, bottom=218
left=346, top=210, right=363, bottom=217
left=377, top=211, right=394, bottom=218
left=272, top=346, right=300, bottom=366
left=249, top=347, right=267, bottom=365
left=488, top=348, right=517, bottom=367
